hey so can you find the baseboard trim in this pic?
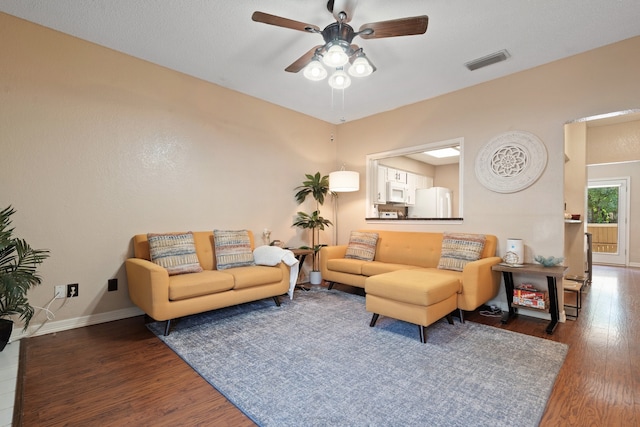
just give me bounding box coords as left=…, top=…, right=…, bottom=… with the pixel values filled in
left=9, top=306, right=144, bottom=343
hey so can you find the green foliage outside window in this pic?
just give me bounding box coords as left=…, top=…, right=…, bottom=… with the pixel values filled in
left=587, top=187, right=618, bottom=224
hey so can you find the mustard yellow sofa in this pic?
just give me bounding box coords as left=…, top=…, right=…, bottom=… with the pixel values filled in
left=125, top=231, right=290, bottom=335
left=320, top=230, right=502, bottom=321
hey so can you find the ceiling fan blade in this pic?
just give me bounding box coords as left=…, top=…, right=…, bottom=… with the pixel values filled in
left=252, top=11, right=320, bottom=33
left=358, top=15, right=428, bottom=39
left=285, top=45, right=324, bottom=73
left=329, top=0, right=359, bottom=23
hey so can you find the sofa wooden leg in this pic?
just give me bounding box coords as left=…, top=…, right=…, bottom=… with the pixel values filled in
left=459, top=309, right=465, bottom=323
left=164, top=319, right=172, bottom=336
left=419, top=325, right=427, bottom=343
left=369, top=313, right=379, bottom=327
left=327, top=281, right=335, bottom=290
left=446, top=314, right=454, bottom=325
left=272, top=296, right=281, bottom=307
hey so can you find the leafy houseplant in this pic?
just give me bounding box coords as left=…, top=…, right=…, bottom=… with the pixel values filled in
left=0, top=206, right=49, bottom=351
left=292, top=172, right=333, bottom=284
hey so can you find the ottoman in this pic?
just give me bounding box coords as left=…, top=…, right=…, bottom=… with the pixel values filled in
left=365, top=270, right=461, bottom=343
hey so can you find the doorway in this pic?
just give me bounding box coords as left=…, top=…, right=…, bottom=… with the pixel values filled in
left=587, top=178, right=629, bottom=265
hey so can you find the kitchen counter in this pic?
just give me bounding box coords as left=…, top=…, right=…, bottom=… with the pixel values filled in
left=366, top=217, right=464, bottom=221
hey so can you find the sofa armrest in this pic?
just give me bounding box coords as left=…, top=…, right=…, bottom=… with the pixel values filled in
left=458, top=256, right=503, bottom=311
left=125, top=258, right=171, bottom=319
left=320, top=245, right=348, bottom=276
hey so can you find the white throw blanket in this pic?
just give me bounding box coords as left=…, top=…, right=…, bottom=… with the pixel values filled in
left=253, top=245, right=300, bottom=299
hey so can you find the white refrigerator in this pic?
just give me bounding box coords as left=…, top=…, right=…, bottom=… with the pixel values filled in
left=407, top=187, right=453, bottom=218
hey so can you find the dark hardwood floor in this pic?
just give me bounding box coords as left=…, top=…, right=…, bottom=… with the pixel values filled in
left=14, top=265, right=639, bottom=426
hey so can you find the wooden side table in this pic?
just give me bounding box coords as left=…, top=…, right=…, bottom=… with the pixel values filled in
left=492, top=263, right=567, bottom=334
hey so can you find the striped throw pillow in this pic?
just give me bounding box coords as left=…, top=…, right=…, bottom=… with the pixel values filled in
left=437, top=232, right=486, bottom=271
left=214, top=229, right=255, bottom=270
left=344, top=231, right=379, bottom=261
left=147, top=232, right=203, bottom=276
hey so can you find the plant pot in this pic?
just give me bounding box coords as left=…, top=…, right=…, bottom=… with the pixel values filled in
left=0, top=319, right=13, bottom=352
left=309, top=270, right=322, bottom=285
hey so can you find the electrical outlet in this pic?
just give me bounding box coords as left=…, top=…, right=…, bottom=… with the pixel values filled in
left=67, top=283, right=79, bottom=298
left=54, top=285, right=65, bottom=299
left=108, top=278, right=118, bottom=292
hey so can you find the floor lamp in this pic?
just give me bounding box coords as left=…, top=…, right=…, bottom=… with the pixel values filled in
left=329, top=169, right=359, bottom=244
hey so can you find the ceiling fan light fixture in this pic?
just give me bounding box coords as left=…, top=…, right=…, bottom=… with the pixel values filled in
left=348, top=56, right=373, bottom=77
left=303, top=57, right=328, bottom=81
left=322, top=44, right=349, bottom=67
left=328, top=69, right=351, bottom=89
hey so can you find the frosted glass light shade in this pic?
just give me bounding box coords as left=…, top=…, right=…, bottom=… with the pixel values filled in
left=328, top=69, right=351, bottom=89
left=329, top=171, right=360, bottom=192
left=303, top=58, right=327, bottom=81
left=348, top=56, right=373, bottom=77
left=322, top=45, right=349, bottom=67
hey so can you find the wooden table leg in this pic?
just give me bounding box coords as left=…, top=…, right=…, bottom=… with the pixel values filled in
left=545, top=275, right=559, bottom=334
left=501, top=271, right=517, bottom=324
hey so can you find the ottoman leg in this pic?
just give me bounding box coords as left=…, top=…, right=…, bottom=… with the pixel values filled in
left=369, top=313, right=379, bottom=327
left=419, top=325, right=427, bottom=343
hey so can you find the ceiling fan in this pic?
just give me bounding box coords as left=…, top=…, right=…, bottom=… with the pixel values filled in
left=251, top=0, right=428, bottom=88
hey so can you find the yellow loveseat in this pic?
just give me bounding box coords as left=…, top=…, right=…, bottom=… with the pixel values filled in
left=126, top=231, right=290, bottom=335
left=320, top=230, right=502, bottom=321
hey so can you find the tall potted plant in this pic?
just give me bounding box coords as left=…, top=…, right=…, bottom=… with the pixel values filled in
left=0, top=206, right=49, bottom=351
left=293, top=172, right=333, bottom=285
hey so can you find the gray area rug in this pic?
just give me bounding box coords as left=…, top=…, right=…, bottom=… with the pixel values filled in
left=148, top=287, right=568, bottom=426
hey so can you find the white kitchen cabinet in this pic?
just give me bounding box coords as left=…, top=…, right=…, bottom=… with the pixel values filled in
left=406, top=173, right=417, bottom=205
left=386, top=167, right=407, bottom=184
left=376, top=166, right=387, bottom=204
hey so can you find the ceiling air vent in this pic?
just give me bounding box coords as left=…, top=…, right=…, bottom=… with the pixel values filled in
left=465, top=49, right=510, bottom=71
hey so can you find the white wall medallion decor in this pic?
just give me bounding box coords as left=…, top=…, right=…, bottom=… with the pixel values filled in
left=475, top=130, right=547, bottom=193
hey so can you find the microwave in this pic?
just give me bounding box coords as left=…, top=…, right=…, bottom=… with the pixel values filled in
left=386, top=181, right=408, bottom=203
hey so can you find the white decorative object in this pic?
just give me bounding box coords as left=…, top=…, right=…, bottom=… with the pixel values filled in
left=475, top=131, right=547, bottom=193
left=505, top=238, right=524, bottom=266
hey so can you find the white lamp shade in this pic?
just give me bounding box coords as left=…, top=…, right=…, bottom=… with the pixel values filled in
left=348, top=56, right=373, bottom=77
left=303, top=59, right=328, bottom=81
left=328, top=69, right=351, bottom=89
left=329, top=170, right=359, bottom=192
left=322, top=45, right=349, bottom=67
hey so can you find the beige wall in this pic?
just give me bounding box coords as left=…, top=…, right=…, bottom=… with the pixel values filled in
left=1, top=13, right=338, bottom=332
left=335, top=36, right=640, bottom=311
left=587, top=118, right=640, bottom=164
left=3, top=10, right=640, bottom=332
left=564, top=122, right=588, bottom=277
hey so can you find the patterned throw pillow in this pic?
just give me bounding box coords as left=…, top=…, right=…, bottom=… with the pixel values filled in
left=147, top=232, right=203, bottom=276
left=344, top=231, right=379, bottom=261
left=437, top=232, right=486, bottom=272
left=214, top=229, right=255, bottom=270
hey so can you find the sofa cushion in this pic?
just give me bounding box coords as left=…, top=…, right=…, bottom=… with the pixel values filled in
left=224, top=265, right=283, bottom=290
left=147, top=232, right=203, bottom=276
left=168, top=270, right=234, bottom=300
left=344, top=231, right=379, bottom=261
left=437, top=232, right=486, bottom=272
left=214, top=229, right=255, bottom=270
left=365, top=270, right=461, bottom=306
left=361, top=261, right=421, bottom=277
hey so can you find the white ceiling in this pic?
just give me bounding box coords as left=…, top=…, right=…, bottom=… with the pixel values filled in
left=2, top=0, right=640, bottom=124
